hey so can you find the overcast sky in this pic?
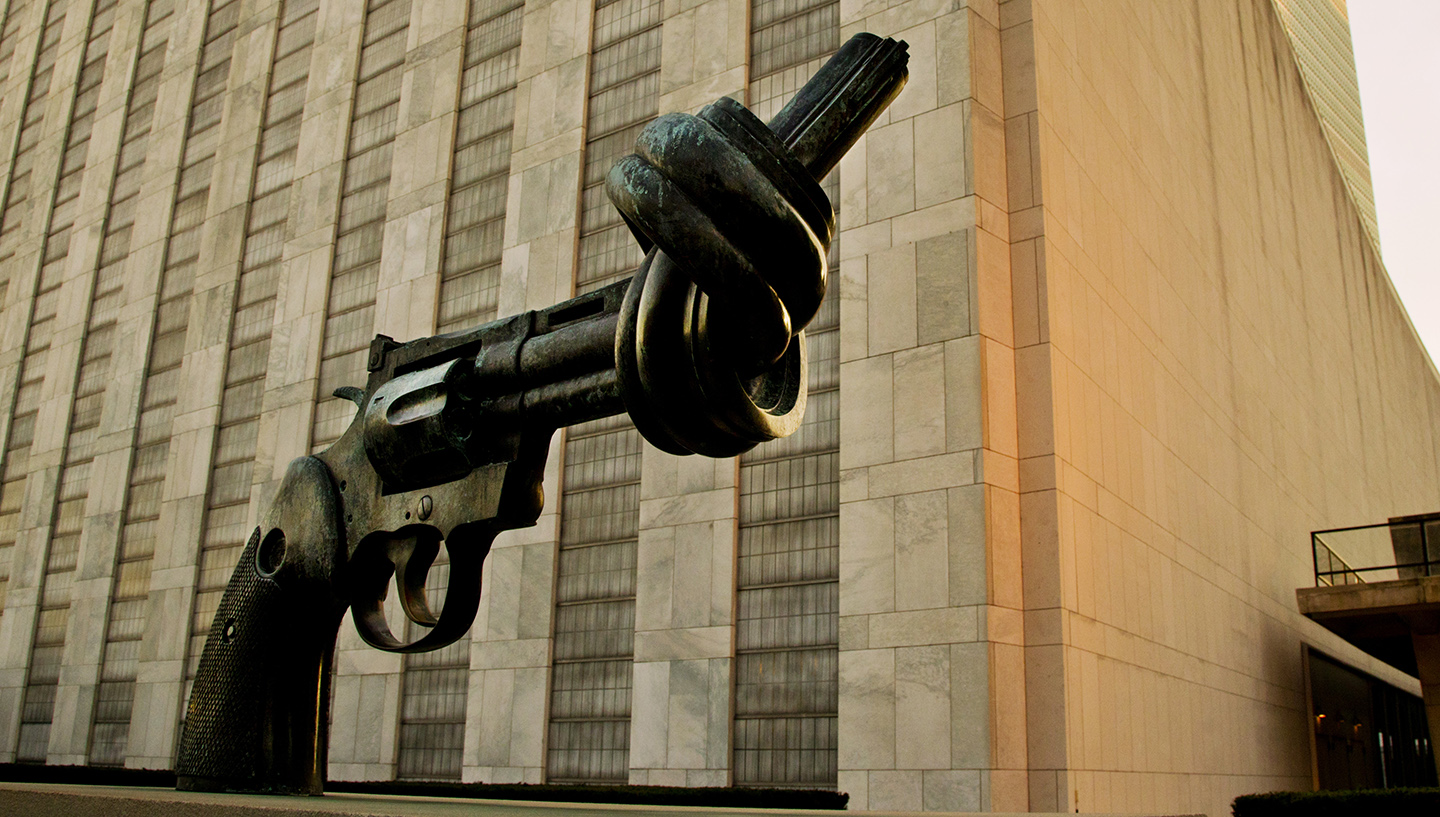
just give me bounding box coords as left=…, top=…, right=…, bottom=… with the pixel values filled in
left=1348, top=1, right=1440, bottom=363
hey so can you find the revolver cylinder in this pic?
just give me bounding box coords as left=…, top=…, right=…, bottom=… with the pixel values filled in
left=361, top=357, right=479, bottom=490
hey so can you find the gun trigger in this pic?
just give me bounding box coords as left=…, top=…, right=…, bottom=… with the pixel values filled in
left=398, top=579, right=439, bottom=627
left=392, top=536, right=440, bottom=627
left=333, top=386, right=365, bottom=407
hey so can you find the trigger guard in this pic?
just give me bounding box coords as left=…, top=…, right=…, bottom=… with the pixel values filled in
left=349, top=529, right=489, bottom=653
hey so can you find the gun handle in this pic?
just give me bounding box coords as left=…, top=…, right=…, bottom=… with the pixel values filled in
left=176, top=457, right=347, bottom=794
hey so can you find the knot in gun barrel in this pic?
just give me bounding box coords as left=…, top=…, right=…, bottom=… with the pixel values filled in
left=604, top=33, right=908, bottom=458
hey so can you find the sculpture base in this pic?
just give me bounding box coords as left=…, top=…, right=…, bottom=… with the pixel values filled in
left=0, top=782, right=1199, bottom=817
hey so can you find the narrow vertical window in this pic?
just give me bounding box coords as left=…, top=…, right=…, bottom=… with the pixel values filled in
left=546, top=0, right=660, bottom=784
left=0, top=0, right=33, bottom=115
left=549, top=413, right=643, bottom=782
left=0, top=0, right=69, bottom=617
left=0, top=0, right=60, bottom=282
left=189, top=0, right=319, bottom=741
left=311, top=0, right=411, bottom=451
left=393, top=0, right=524, bottom=779
left=396, top=558, right=467, bottom=779
left=435, top=0, right=523, bottom=332
left=129, top=0, right=241, bottom=723
left=13, top=0, right=116, bottom=761
left=83, top=0, right=179, bottom=737
left=86, top=1, right=174, bottom=760
left=733, top=0, right=840, bottom=786
left=94, top=0, right=187, bottom=764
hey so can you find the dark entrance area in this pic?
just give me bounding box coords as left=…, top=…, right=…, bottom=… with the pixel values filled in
left=1309, top=650, right=1436, bottom=789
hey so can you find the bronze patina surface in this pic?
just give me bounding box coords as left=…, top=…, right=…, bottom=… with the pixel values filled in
left=175, top=34, right=908, bottom=796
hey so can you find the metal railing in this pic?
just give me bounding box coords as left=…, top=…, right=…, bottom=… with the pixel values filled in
left=1312, top=513, right=1440, bottom=586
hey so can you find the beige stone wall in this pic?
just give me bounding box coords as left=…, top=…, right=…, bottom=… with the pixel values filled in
left=328, top=0, right=471, bottom=781
left=464, top=0, right=592, bottom=784
left=1015, top=0, right=1440, bottom=813
left=834, top=0, right=1015, bottom=809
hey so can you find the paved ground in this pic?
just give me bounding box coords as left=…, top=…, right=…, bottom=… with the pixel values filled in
left=0, top=782, right=1199, bottom=817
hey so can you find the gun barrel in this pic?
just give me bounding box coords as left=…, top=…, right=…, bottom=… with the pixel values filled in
left=518, top=310, right=620, bottom=392
left=524, top=368, right=625, bottom=427
left=768, top=33, right=910, bottom=179
left=514, top=280, right=629, bottom=429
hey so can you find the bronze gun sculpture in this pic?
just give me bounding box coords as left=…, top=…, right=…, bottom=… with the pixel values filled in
left=174, top=33, right=908, bottom=795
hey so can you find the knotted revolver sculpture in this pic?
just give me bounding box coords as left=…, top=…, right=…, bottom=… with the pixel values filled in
left=176, top=33, right=908, bottom=795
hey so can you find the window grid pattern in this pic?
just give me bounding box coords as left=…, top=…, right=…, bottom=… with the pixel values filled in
left=84, top=0, right=181, bottom=765
left=311, top=0, right=410, bottom=451
left=87, top=0, right=178, bottom=767
left=436, top=0, right=523, bottom=333
left=547, top=0, right=660, bottom=781
left=397, top=555, right=467, bottom=780
left=748, top=0, right=838, bottom=80
left=15, top=0, right=115, bottom=762
left=0, top=0, right=64, bottom=286
left=0, top=0, right=34, bottom=116
left=187, top=0, right=319, bottom=724
left=116, top=0, right=239, bottom=712
left=391, top=0, right=523, bottom=779
left=0, top=0, right=67, bottom=623
left=575, top=0, right=660, bottom=294
left=734, top=3, right=839, bottom=784
left=548, top=413, right=642, bottom=783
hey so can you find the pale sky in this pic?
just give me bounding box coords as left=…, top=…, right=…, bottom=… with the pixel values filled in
left=1348, top=1, right=1440, bottom=363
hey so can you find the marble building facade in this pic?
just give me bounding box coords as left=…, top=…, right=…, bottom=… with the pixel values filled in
left=0, top=0, right=1431, bottom=816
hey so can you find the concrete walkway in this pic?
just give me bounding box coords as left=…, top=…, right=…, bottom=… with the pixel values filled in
left=0, top=783, right=1200, bottom=817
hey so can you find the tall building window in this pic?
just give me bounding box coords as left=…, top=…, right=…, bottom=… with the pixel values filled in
left=97, top=0, right=184, bottom=765
left=549, top=413, right=642, bottom=783
left=436, top=0, right=523, bottom=332
left=57, top=0, right=127, bottom=752
left=0, top=0, right=33, bottom=131
left=311, top=0, right=411, bottom=451
left=192, top=0, right=318, bottom=723
left=393, top=0, right=523, bottom=779
left=155, top=0, right=240, bottom=713
left=14, top=0, right=115, bottom=762
left=0, top=0, right=62, bottom=278
left=397, top=555, right=467, bottom=779
left=733, top=0, right=839, bottom=786
left=0, top=0, right=68, bottom=624
left=546, top=0, right=660, bottom=784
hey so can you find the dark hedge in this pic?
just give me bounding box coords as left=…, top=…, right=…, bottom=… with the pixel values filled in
left=329, top=780, right=847, bottom=809
left=0, top=764, right=847, bottom=809
left=1233, top=788, right=1440, bottom=817
left=0, top=763, right=176, bottom=787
